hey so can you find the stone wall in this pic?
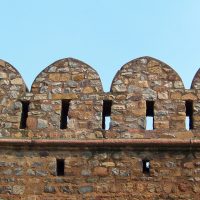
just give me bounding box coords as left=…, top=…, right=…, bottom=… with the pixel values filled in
left=0, top=57, right=200, bottom=199
left=0, top=146, right=199, bottom=199
left=0, top=56, right=200, bottom=139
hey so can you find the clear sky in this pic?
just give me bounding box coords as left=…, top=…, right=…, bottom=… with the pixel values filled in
left=0, top=0, right=200, bottom=91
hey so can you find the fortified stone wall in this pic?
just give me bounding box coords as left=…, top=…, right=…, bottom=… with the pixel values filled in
left=0, top=57, right=200, bottom=199
left=0, top=56, right=200, bottom=139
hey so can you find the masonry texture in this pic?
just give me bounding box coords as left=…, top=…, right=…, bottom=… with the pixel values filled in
left=0, top=57, right=200, bottom=199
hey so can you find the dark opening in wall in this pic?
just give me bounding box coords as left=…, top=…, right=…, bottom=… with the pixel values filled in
left=56, top=159, right=65, bottom=176
left=20, top=101, right=29, bottom=129
left=143, top=159, right=150, bottom=174
left=60, top=100, right=70, bottom=129
left=102, top=100, right=112, bottom=130
left=146, top=101, right=154, bottom=130
left=185, top=101, right=193, bottom=130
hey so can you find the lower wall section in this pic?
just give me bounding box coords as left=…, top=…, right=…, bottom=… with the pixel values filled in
left=0, top=147, right=200, bottom=200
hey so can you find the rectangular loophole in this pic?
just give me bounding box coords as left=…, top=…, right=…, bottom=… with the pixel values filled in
left=56, top=159, right=65, bottom=176
left=102, top=100, right=112, bottom=130
left=20, top=101, right=29, bottom=129
left=146, top=101, right=154, bottom=130
left=60, top=100, right=70, bottom=129
left=185, top=101, right=193, bottom=130
left=143, top=160, right=150, bottom=174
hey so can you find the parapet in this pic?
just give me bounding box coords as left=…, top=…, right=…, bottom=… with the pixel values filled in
left=0, top=56, right=200, bottom=140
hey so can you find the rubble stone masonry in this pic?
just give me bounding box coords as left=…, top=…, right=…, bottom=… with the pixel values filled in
left=0, top=57, right=200, bottom=199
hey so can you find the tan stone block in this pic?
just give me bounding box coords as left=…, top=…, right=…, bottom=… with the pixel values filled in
left=27, top=117, right=37, bottom=129
left=85, top=101, right=93, bottom=105
left=94, top=167, right=108, bottom=177
left=116, top=95, right=126, bottom=100
left=171, top=92, right=182, bottom=99
left=52, top=93, right=78, bottom=100
left=138, top=81, right=149, bottom=88
left=148, top=66, right=162, bottom=74
left=183, top=162, right=194, bottom=169
left=171, top=116, right=185, bottom=121
left=13, top=185, right=25, bottom=195
left=178, top=112, right=186, bottom=116
left=112, top=115, right=123, bottom=121
left=158, top=91, right=169, bottom=99
left=112, top=104, right=126, bottom=110
left=174, top=81, right=184, bottom=88
left=102, top=162, right=115, bottom=167
left=132, top=109, right=146, bottom=116
left=72, top=74, right=84, bottom=81
left=34, top=94, right=47, bottom=100
left=148, top=60, right=160, bottom=67
left=82, top=87, right=94, bottom=93
left=136, top=183, right=144, bottom=192
left=163, top=183, right=173, bottom=193
left=9, top=116, right=20, bottom=123
left=11, top=78, right=23, bottom=85
left=154, top=121, right=169, bottom=129
left=78, top=112, right=92, bottom=120
left=0, top=72, right=7, bottom=79
left=148, top=60, right=162, bottom=74
left=182, top=93, right=197, bottom=100
left=132, top=134, right=144, bottom=139
left=193, top=115, right=200, bottom=121
left=175, top=131, right=193, bottom=139
left=14, top=132, right=22, bottom=138
left=49, top=73, right=70, bottom=81
left=126, top=102, right=137, bottom=109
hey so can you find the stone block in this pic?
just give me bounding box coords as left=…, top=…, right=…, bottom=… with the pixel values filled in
left=11, top=78, right=23, bottom=85
left=52, top=93, right=78, bottom=100
left=13, top=185, right=25, bottom=195
left=49, top=73, right=70, bottom=81
left=78, top=186, right=93, bottom=194
left=94, top=167, right=108, bottom=176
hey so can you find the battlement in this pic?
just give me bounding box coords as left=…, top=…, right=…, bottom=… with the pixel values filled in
left=1, top=57, right=200, bottom=199
left=0, top=56, right=200, bottom=140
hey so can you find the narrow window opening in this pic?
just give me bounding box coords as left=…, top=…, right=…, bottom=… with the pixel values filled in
left=185, top=101, right=193, bottom=130
left=102, top=100, right=112, bottom=130
left=60, top=100, right=70, bottom=129
left=20, top=101, right=29, bottom=129
left=143, top=159, right=150, bottom=174
left=57, top=159, right=65, bottom=176
left=146, top=101, right=154, bottom=130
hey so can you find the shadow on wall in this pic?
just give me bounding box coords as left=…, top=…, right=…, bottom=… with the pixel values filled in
left=0, top=57, right=199, bottom=136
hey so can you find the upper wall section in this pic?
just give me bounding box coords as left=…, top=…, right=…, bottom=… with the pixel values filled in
left=111, top=57, right=185, bottom=94
left=191, top=68, right=200, bottom=89
left=0, top=60, right=27, bottom=129
left=28, top=58, right=103, bottom=132
left=31, top=58, right=103, bottom=96
left=0, top=59, right=27, bottom=97
left=1, top=56, right=200, bottom=139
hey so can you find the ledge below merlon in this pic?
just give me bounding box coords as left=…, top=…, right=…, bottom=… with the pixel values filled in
left=0, top=138, right=200, bottom=149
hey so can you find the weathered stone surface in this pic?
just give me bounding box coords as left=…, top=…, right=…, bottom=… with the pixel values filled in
left=11, top=78, right=23, bottom=85
left=0, top=57, right=200, bottom=199
left=52, top=93, right=78, bottom=100
left=82, top=86, right=94, bottom=93
left=13, top=185, right=25, bottom=195
left=94, top=167, right=108, bottom=176
left=44, top=186, right=56, bottom=193
left=78, top=186, right=93, bottom=194
left=37, top=119, right=48, bottom=129
left=49, top=73, right=70, bottom=82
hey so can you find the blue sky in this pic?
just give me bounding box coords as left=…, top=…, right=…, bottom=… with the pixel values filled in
left=0, top=0, right=200, bottom=91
